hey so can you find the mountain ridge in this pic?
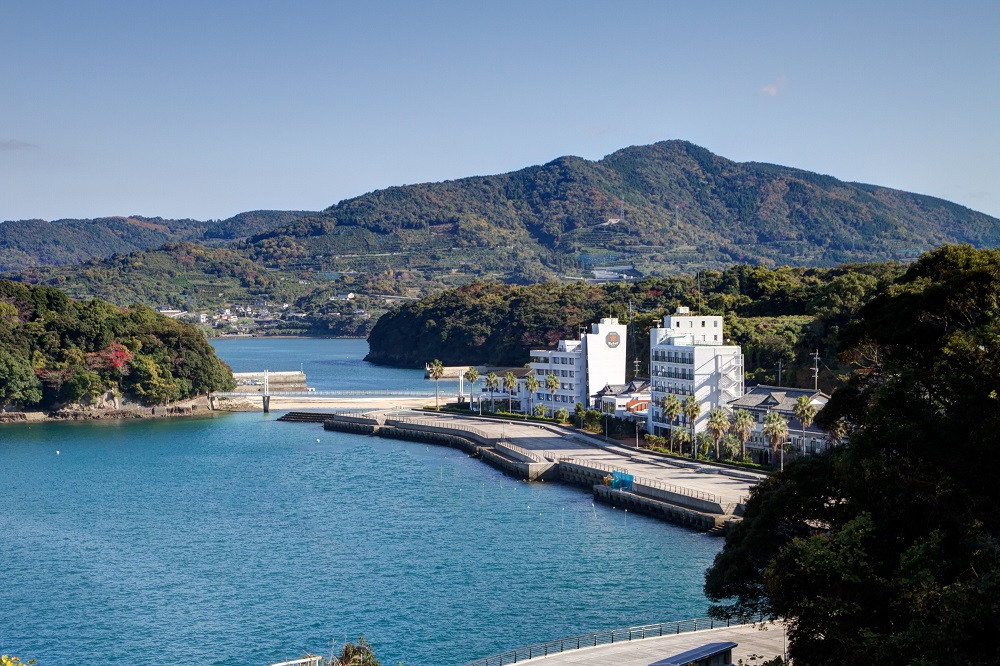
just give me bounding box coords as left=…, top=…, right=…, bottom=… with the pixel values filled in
left=5, top=140, right=998, bottom=299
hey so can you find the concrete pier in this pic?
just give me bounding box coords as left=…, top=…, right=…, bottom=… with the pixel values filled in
left=298, top=409, right=763, bottom=532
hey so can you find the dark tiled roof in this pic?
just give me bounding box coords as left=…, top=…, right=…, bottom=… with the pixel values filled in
left=728, top=384, right=829, bottom=413
left=596, top=378, right=650, bottom=397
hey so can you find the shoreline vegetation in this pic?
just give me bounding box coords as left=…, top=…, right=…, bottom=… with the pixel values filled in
left=0, top=279, right=235, bottom=417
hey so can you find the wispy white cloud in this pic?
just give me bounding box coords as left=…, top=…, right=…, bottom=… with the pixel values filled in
left=760, top=75, right=788, bottom=97
left=0, top=139, right=39, bottom=151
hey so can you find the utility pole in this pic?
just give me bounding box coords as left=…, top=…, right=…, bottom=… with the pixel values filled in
left=777, top=359, right=783, bottom=386
left=811, top=349, right=820, bottom=391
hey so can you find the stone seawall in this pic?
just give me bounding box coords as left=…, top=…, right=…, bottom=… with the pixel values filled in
left=311, top=412, right=730, bottom=533
left=593, top=486, right=721, bottom=531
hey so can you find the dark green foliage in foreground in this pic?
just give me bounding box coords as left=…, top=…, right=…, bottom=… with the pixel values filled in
left=704, top=245, right=1000, bottom=664
left=366, top=260, right=903, bottom=383
left=0, top=279, right=234, bottom=410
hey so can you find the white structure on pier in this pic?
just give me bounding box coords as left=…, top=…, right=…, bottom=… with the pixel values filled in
left=520, top=317, right=628, bottom=413
left=647, top=306, right=744, bottom=437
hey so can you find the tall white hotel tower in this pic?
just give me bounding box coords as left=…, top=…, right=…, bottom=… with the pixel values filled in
left=647, top=306, right=744, bottom=437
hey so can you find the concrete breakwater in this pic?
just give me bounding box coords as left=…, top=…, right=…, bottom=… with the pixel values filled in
left=290, top=411, right=738, bottom=532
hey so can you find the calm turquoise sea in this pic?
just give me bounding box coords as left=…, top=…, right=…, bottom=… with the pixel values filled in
left=0, top=338, right=721, bottom=665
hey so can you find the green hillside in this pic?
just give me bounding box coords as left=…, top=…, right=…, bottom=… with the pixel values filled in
left=0, top=210, right=314, bottom=272
left=5, top=141, right=997, bottom=317
left=0, top=279, right=234, bottom=410
left=365, top=259, right=904, bottom=388
left=246, top=140, right=999, bottom=277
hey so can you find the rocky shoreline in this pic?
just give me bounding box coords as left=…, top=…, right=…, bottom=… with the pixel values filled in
left=0, top=396, right=215, bottom=424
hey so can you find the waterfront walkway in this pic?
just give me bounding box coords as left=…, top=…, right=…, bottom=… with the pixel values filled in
left=378, top=410, right=762, bottom=508
left=472, top=622, right=787, bottom=666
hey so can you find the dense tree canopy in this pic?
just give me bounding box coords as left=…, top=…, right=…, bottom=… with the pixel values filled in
left=366, top=260, right=903, bottom=389
left=704, top=245, right=1000, bottom=664
left=0, top=280, right=234, bottom=410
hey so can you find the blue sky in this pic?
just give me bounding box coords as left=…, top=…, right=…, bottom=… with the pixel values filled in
left=3, top=1, right=999, bottom=221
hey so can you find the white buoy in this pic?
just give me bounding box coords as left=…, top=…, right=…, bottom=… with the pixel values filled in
left=56, top=450, right=60, bottom=455
left=315, top=438, right=320, bottom=443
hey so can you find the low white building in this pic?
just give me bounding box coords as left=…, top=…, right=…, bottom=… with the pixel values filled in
left=520, top=318, right=628, bottom=413
left=647, top=306, right=744, bottom=438
left=596, top=378, right=651, bottom=418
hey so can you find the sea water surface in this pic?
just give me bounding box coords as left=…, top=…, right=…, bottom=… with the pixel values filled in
left=1, top=338, right=721, bottom=665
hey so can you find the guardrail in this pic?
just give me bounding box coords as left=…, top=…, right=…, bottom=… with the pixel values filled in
left=541, top=452, right=628, bottom=474
left=392, top=417, right=494, bottom=442
left=464, top=615, right=750, bottom=666
left=212, top=389, right=437, bottom=398
left=495, top=440, right=546, bottom=463
left=540, top=453, right=725, bottom=505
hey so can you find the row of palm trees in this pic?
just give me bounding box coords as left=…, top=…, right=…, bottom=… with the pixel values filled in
left=457, top=366, right=563, bottom=417
left=658, top=393, right=819, bottom=469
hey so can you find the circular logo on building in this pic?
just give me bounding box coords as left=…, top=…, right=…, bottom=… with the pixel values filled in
left=605, top=331, right=621, bottom=348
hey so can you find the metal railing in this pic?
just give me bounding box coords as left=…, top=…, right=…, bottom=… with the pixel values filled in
left=495, top=440, right=546, bottom=463
left=541, top=453, right=628, bottom=474
left=212, top=389, right=437, bottom=398
left=464, top=616, right=745, bottom=666
left=392, top=416, right=493, bottom=442
left=540, top=453, right=725, bottom=505
left=632, top=476, right=724, bottom=505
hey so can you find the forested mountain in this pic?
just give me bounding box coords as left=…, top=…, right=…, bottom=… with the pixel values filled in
left=0, top=210, right=313, bottom=272
left=0, top=279, right=234, bottom=410
left=5, top=141, right=997, bottom=316
left=245, top=140, right=1000, bottom=278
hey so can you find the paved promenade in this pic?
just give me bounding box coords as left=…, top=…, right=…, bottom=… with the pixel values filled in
left=491, top=622, right=787, bottom=665
left=381, top=410, right=764, bottom=507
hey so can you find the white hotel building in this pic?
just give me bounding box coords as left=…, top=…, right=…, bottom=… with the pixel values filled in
left=647, top=307, right=744, bottom=437
left=522, top=318, right=627, bottom=412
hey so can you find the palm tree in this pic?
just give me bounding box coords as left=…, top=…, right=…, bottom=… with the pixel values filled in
left=503, top=371, right=517, bottom=413
left=485, top=372, right=498, bottom=412
left=674, top=429, right=691, bottom=457
left=662, top=394, right=682, bottom=453
left=545, top=373, right=559, bottom=417
left=706, top=407, right=730, bottom=460
left=794, top=395, right=817, bottom=455
left=731, top=408, right=754, bottom=461
left=763, top=410, right=789, bottom=470
left=463, top=366, right=479, bottom=413
left=682, top=394, right=701, bottom=459
left=524, top=373, right=539, bottom=418
left=428, top=359, right=445, bottom=411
